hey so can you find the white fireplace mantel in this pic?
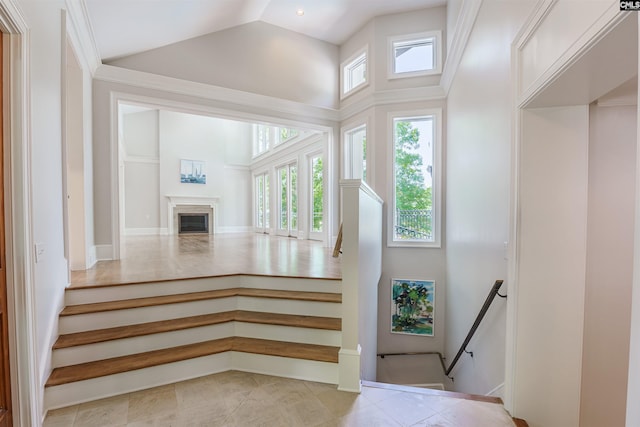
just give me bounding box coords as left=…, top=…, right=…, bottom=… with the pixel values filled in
left=166, top=195, right=220, bottom=235
left=166, top=195, right=220, bottom=208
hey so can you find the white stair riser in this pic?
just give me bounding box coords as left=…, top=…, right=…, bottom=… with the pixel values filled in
left=231, top=352, right=338, bottom=385
left=237, top=297, right=341, bottom=317
left=59, top=298, right=239, bottom=333
left=237, top=276, right=341, bottom=294
left=44, top=352, right=233, bottom=410
left=65, top=276, right=238, bottom=305
left=60, top=298, right=341, bottom=334
left=234, top=322, right=341, bottom=347
left=53, top=323, right=340, bottom=367
left=44, top=353, right=338, bottom=411
left=52, top=323, right=234, bottom=367
left=66, top=276, right=341, bottom=305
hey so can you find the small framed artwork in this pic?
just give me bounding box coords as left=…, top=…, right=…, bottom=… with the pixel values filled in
left=180, top=159, right=206, bottom=184
left=391, top=278, right=435, bottom=336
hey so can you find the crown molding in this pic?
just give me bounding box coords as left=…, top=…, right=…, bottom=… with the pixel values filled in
left=339, top=85, right=446, bottom=121
left=64, top=0, right=102, bottom=74
left=0, top=0, right=27, bottom=33
left=95, top=65, right=341, bottom=123
left=440, top=0, right=483, bottom=95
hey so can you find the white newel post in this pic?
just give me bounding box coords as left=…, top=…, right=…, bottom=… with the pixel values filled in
left=339, top=180, right=383, bottom=392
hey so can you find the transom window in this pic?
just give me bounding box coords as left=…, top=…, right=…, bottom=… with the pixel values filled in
left=341, top=46, right=368, bottom=98
left=276, top=127, right=299, bottom=145
left=389, top=110, right=441, bottom=247
left=389, top=32, right=442, bottom=79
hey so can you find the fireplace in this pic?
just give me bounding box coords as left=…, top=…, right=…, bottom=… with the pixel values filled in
left=178, top=213, right=209, bottom=234
left=167, top=196, right=219, bottom=235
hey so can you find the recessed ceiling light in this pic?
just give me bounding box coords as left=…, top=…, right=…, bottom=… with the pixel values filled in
left=296, top=8, right=304, bottom=16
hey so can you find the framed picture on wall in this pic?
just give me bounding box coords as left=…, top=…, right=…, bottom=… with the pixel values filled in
left=180, top=159, right=206, bottom=184
left=391, top=278, right=435, bottom=336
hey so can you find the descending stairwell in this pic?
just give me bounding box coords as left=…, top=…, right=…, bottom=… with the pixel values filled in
left=44, top=275, right=342, bottom=410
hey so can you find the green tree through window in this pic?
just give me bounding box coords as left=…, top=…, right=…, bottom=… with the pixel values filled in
left=394, top=117, right=433, bottom=241
left=312, top=156, right=323, bottom=232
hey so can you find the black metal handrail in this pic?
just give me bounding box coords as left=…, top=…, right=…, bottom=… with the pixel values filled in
left=378, top=280, right=506, bottom=381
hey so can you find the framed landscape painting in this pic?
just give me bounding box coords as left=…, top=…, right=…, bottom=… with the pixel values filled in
left=391, top=279, right=435, bottom=336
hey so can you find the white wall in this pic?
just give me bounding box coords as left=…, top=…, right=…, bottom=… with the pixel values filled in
left=336, top=7, right=449, bottom=386
left=372, top=7, right=446, bottom=92
left=580, top=103, right=636, bottom=427
left=515, top=106, right=589, bottom=427
left=18, top=0, right=71, bottom=413
left=444, top=0, right=535, bottom=396
left=121, top=109, right=253, bottom=234
left=158, top=111, right=252, bottom=232
left=122, top=110, right=160, bottom=232
left=107, top=21, right=340, bottom=109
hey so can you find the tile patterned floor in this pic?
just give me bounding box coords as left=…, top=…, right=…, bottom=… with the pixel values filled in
left=43, top=371, right=516, bottom=427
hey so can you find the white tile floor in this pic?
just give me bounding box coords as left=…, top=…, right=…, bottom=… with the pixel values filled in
left=43, top=371, right=516, bottom=427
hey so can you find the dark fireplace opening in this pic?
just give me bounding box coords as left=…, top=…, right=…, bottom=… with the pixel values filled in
left=178, top=213, right=209, bottom=234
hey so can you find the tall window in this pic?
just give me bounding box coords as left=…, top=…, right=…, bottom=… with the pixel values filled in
left=343, top=124, right=367, bottom=182
left=277, top=163, right=297, bottom=236
left=311, top=155, right=324, bottom=234
left=389, top=32, right=442, bottom=79
left=255, top=173, right=269, bottom=232
left=390, top=111, right=440, bottom=247
left=341, top=46, right=368, bottom=98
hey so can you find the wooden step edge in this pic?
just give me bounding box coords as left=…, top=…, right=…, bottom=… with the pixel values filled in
left=512, top=418, right=529, bottom=427
left=68, top=272, right=343, bottom=291
left=361, top=380, right=503, bottom=404
left=53, top=310, right=341, bottom=349
left=60, top=288, right=342, bottom=316
left=45, top=337, right=339, bottom=387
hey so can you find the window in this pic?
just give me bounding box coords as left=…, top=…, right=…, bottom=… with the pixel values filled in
left=389, top=110, right=441, bottom=247
left=277, top=127, right=300, bottom=145
left=389, top=32, right=442, bottom=79
left=277, top=163, right=297, bottom=236
left=310, top=155, right=324, bottom=234
left=341, top=46, right=368, bottom=98
left=255, top=173, right=269, bottom=232
left=253, top=124, right=271, bottom=157
left=343, top=124, right=367, bottom=182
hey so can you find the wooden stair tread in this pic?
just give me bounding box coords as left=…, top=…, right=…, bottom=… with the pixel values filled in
left=54, top=310, right=341, bottom=349
left=61, top=288, right=342, bottom=316
left=46, top=337, right=339, bottom=387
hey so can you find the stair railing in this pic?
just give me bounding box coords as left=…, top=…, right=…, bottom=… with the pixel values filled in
left=378, top=279, right=506, bottom=381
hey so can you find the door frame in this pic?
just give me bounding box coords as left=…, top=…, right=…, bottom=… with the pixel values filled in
left=0, top=2, right=39, bottom=426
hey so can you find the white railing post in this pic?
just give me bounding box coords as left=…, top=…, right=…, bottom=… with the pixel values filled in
left=338, top=179, right=383, bottom=392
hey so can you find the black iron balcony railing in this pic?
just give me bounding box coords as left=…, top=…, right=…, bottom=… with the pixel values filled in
left=395, top=209, right=433, bottom=240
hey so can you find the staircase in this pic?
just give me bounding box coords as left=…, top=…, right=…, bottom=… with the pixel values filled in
left=44, top=274, right=342, bottom=410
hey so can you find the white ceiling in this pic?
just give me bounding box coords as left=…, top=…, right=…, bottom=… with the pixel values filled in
left=85, top=0, right=445, bottom=61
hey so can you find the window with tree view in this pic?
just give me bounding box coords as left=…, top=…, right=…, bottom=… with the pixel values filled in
left=392, top=115, right=435, bottom=244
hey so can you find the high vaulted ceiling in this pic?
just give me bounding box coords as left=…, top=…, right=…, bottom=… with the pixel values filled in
left=85, top=0, right=445, bottom=61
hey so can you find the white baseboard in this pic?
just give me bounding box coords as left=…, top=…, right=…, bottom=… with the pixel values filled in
left=403, top=383, right=445, bottom=390
left=217, top=226, right=252, bottom=233
left=94, top=245, right=113, bottom=261
left=486, top=382, right=505, bottom=398
left=87, top=246, right=97, bottom=269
